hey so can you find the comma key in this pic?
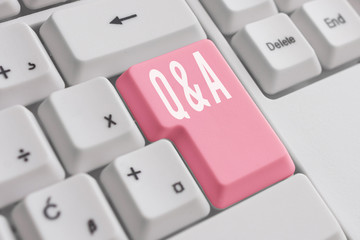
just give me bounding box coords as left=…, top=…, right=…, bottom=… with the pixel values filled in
left=116, top=39, right=295, bottom=209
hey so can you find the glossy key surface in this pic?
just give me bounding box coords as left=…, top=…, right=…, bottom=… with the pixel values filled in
left=116, top=39, right=295, bottom=209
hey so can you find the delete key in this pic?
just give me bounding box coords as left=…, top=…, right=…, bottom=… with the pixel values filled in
left=116, top=39, right=294, bottom=209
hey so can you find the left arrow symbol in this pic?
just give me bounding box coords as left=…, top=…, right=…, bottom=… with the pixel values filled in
left=110, top=14, right=137, bottom=25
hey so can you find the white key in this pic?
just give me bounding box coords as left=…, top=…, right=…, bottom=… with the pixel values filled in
left=170, top=174, right=346, bottom=240
left=0, top=106, right=64, bottom=208
left=274, top=0, right=313, bottom=13
left=0, top=23, right=64, bottom=110
left=38, top=77, right=145, bottom=174
left=22, top=0, right=68, bottom=10
left=292, top=0, right=360, bottom=69
left=12, top=174, right=128, bottom=240
left=252, top=64, right=360, bottom=239
left=40, top=0, right=206, bottom=85
left=0, top=216, right=15, bottom=240
left=101, top=140, right=210, bottom=240
left=200, top=0, right=278, bottom=35
left=0, top=0, right=20, bottom=20
left=231, top=13, right=321, bottom=95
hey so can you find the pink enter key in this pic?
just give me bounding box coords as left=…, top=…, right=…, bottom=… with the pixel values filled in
left=116, top=39, right=294, bottom=209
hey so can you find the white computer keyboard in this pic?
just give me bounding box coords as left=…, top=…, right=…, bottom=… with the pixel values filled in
left=0, top=0, right=359, bottom=239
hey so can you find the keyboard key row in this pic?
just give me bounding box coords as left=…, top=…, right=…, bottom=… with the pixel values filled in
left=8, top=0, right=354, bottom=107
left=7, top=140, right=208, bottom=240
left=230, top=0, right=360, bottom=95
left=5, top=170, right=346, bottom=239
left=1, top=0, right=206, bottom=110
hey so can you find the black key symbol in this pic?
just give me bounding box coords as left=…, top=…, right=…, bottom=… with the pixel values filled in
left=110, top=14, right=137, bottom=25
left=18, top=149, right=30, bottom=162
left=172, top=181, right=185, bottom=194
left=88, top=219, right=97, bottom=235
left=0, top=66, right=11, bottom=79
left=43, top=197, right=61, bottom=220
left=127, top=167, right=141, bottom=180
left=28, top=62, right=36, bottom=70
left=104, top=114, right=116, bottom=128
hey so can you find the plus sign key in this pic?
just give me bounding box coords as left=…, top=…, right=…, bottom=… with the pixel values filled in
left=116, top=39, right=295, bottom=209
left=101, top=140, right=209, bottom=240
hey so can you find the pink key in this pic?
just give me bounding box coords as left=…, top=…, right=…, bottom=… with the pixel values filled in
left=116, top=39, right=294, bottom=209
